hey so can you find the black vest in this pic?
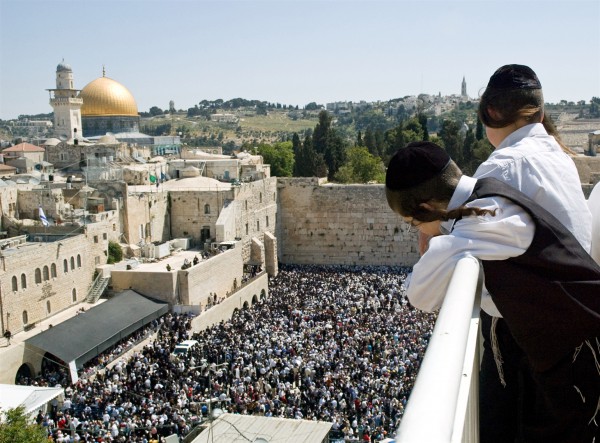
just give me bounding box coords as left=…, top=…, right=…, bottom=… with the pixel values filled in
left=463, top=178, right=600, bottom=372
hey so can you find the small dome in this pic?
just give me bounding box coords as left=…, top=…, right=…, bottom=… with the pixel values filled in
left=80, top=76, right=138, bottom=117
left=43, top=138, right=62, bottom=146
left=57, top=61, right=72, bottom=72
left=97, top=134, right=118, bottom=144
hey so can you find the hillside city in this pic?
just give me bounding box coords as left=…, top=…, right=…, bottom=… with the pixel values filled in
left=0, top=61, right=599, bottom=443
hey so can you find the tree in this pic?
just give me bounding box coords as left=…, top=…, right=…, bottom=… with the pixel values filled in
left=462, top=128, right=476, bottom=174
left=312, top=111, right=347, bottom=180
left=475, top=117, right=484, bottom=140
left=418, top=113, right=429, bottom=141
left=439, top=119, right=462, bottom=165
left=149, top=106, right=163, bottom=116
left=364, top=127, right=376, bottom=155
left=294, top=134, right=326, bottom=177
left=256, top=141, right=295, bottom=177
left=107, top=241, right=123, bottom=264
left=0, top=406, right=48, bottom=443
left=334, top=147, right=384, bottom=183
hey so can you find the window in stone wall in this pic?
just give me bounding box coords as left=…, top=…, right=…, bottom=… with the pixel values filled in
left=22, top=311, right=28, bottom=325
left=72, top=288, right=77, bottom=303
left=77, top=255, right=82, bottom=268
left=245, top=223, right=248, bottom=235
left=260, top=193, right=262, bottom=203
left=21, top=273, right=26, bottom=289
left=103, top=233, right=107, bottom=240
left=257, top=220, right=260, bottom=231
left=245, top=200, right=248, bottom=210
left=94, top=235, right=98, bottom=243
left=64, top=259, right=68, bottom=273
left=70, top=257, right=75, bottom=270
left=113, top=223, right=116, bottom=231
left=46, top=301, right=51, bottom=314
left=43, top=266, right=49, bottom=281
left=266, top=216, right=269, bottom=227
left=204, top=204, right=210, bottom=215
left=12, top=276, right=18, bottom=292
left=35, top=268, right=42, bottom=284
left=51, top=264, right=57, bottom=278
left=95, top=256, right=100, bottom=265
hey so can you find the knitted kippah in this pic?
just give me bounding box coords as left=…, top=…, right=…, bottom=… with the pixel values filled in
left=487, top=64, right=542, bottom=90
left=385, top=142, right=451, bottom=190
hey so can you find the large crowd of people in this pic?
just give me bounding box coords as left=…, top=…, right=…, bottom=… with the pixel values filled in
left=22, top=264, right=436, bottom=442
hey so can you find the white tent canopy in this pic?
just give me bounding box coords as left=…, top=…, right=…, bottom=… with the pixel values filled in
left=0, top=384, right=63, bottom=416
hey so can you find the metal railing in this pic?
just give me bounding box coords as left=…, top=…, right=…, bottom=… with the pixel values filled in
left=396, top=255, right=483, bottom=443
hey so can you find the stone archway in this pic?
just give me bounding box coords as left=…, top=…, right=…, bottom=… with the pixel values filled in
left=242, top=301, right=250, bottom=310
left=260, top=289, right=266, bottom=300
left=232, top=308, right=240, bottom=320
left=252, top=294, right=258, bottom=305
left=15, top=363, right=34, bottom=385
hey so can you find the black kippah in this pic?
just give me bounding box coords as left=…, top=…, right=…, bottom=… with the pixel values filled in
left=386, top=141, right=451, bottom=190
left=487, top=64, right=542, bottom=90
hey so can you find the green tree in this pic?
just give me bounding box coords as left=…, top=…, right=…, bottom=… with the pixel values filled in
left=475, top=117, right=484, bottom=140
left=0, top=406, right=48, bottom=443
left=418, top=113, right=429, bottom=141
left=462, top=128, right=476, bottom=174
left=294, top=135, right=327, bottom=177
left=257, top=141, right=295, bottom=177
left=107, top=241, right=123, bottom=264
left=149, top=106, right=163, bottom=116
left=312, top=111, right=346, bottom=180
left=356, top=131, right=364, bottom=147
left=439, top=119, right=462, bottom=165
left=364, top=127, right=376, bottom=155
left=334, top=147, right=384, bottom=184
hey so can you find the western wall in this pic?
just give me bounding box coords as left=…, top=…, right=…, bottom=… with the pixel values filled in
left=277, top=178, right=419, bottom=267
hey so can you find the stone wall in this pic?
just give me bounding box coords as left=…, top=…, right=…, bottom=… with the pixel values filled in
left=0, top=231, right=105, bottom=334
left=189, top=273, right=268, bottom=332
left=232, top=177, right=278, bottom=262
left=110, top=270, right=178, bottom=304
left=178, top=247, right=244, bottom=307
left=572, top=155, right=600, bottom=197
left=277, top=178, right=418, bottom=267
left=121, top=186, right=170, bottom=245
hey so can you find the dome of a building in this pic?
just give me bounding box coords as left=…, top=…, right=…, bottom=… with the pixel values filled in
left=57, top=61, right=72, bottom=72
left=80, top=76, right=138, bottom=117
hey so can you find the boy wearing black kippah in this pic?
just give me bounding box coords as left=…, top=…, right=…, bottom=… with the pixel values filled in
left=386, top=142, right=600, bottom=443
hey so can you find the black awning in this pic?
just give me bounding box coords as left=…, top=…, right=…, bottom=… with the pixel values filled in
left=26, top=290, right=168, bottom=368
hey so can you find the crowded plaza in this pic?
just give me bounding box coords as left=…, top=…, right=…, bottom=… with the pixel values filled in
left=18, top=265, right=436, bottom=442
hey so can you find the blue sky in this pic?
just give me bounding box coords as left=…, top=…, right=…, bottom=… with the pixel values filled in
left=1, top=0, right=599, bottom=120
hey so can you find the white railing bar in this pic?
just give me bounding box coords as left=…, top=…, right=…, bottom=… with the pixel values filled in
left=452, top=307, right=481, bottom=443
left=396, top=255, right=482, bottom=443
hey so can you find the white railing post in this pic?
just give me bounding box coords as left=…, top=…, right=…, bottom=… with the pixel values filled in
left=396, top=255, right=482, bottom=443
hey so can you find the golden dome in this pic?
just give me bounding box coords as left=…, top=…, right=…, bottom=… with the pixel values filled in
left=80, top=76, right=138, bottom=116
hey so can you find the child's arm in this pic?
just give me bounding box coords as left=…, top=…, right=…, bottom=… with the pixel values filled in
left=406, top=195, right=534, bottom=312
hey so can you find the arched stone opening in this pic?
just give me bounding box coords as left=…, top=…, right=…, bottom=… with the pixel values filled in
left=15, top=363, right=34, bottom=385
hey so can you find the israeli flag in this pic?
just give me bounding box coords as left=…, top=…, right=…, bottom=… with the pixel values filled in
left=39, top=207, right=49, bottom=227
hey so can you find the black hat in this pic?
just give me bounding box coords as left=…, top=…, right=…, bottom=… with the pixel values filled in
left=386, top=142, right=451, bottom=190
left=487, top=64, right=542, bottom=90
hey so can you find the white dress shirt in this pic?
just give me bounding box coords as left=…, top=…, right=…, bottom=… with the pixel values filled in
left=407, top=176, right=534, bottom=313
left=473, top=123, right=592, bottom=316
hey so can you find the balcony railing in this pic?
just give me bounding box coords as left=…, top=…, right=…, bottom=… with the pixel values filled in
left=396, top=255, right=483, bottom=443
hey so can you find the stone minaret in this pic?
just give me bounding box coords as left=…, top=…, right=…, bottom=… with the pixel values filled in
left=48, top=60, right=83, bottom=141
left=461, top=76, right=467, bottom=98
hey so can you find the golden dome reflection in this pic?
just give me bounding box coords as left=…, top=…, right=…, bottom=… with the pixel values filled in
left=80, top=76, right=139, bottom=117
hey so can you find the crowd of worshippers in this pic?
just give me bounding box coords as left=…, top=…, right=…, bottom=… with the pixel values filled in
left=21, top=264, right=435, bottom=442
